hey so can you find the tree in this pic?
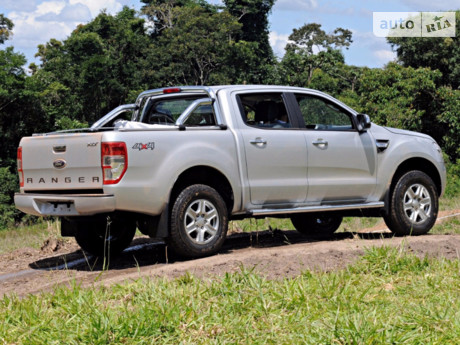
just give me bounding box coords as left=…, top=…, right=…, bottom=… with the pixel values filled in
left=0, top=14, right=14, bottom=44
left=388, top=11, right=460, bottom=88
left=142, top=0, right=275, bottom=84
left=353, top=63, right=443, bottom=138
left=35, top=7, right=154, bottom=124
left=435, top=87, right=460, bottom=160
left=223, top=0, right=275, bottom=83
left=280, top=48, right=345, bottom=88
left=151, top=6, right=241, bottom=85
left=0, top=47, right=50, bottom=167
left=279, top=23, right=353, bottom=88
left=0, top=18, right=33, bottom=227
left=286, top=23, right=352, bottom=54
left=0, top=167, right=20, bottom=229
left=141, top=0, right=218, bottom=37
left=223, top=0, right=273, bottom=52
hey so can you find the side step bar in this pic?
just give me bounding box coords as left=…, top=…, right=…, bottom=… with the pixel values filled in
left=250, top=202, right=384, bottom=217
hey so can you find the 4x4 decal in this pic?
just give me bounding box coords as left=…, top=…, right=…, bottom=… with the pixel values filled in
left=132, top=142, right=155, bottom=151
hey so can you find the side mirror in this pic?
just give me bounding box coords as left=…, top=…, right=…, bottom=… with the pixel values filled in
left=356, top=113, right=371, bottom=132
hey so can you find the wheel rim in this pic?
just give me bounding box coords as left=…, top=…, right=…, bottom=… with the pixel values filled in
left=403, top=183, right=432, bottom=224
left=184, top=199, right=220, bottom=244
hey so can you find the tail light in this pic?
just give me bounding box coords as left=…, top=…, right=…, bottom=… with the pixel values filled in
left=101, top=142, right=128, bottom=185
left=17, top=147, right=24, bottom=187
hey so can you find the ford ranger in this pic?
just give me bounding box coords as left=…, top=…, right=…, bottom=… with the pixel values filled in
left=14, top=85, right=447, bottom=258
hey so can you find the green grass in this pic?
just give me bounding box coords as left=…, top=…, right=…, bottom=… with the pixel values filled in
left=0, top=246, right=459, bottom=344
left=0, top=168, right=458, bottom=344
left=0, top=219, right=64, bottom=254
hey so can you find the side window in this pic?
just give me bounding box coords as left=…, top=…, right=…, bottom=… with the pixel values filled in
left=238, top=93, right=291, bottom=129
left=183, top=104, right=216, bottom=126
left=296, top=94, right=354, bottom=131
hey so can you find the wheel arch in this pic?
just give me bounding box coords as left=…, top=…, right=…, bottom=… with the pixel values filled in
left=389, top=157, right=443, bottom=198
left=170, top=165, right=235, bottom=214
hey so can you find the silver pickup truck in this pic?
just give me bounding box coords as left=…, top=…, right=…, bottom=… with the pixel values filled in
left=15, top=85, right=447, bottom=258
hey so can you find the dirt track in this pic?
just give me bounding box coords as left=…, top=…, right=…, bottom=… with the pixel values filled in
left=1, top=212, right=459, bottom=297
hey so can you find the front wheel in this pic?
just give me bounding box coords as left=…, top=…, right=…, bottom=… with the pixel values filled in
left=291, top=213, right=343, bottom=238
left=383, top=170, right=438, bottom=236
left=75, top=215, right=136, bottom=257
left=169, top=184, right=228, bottom=258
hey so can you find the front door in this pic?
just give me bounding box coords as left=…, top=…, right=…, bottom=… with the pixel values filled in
left=295, top=93, right=377, bottom=203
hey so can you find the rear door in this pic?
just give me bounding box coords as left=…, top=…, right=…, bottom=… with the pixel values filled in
left=237, top=92, right=308, bottom=205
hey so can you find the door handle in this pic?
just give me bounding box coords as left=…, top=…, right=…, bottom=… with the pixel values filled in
left=250, top=137, right=267, bottom=146
left=312, top=139, right=328, bottom=147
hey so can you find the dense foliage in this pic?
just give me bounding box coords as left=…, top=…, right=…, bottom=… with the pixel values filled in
left=0, top=3, right=459, bottom=228
left=388, top=12, right=460, bottom=89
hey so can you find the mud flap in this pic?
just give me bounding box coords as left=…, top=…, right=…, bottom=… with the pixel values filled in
left=137, top=204, right=169, bottom=239
left=60, top=217, right=78, bottom=237
left=382, top=190, right=391, bottom=216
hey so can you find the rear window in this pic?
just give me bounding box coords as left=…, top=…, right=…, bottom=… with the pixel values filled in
left=140, top=97, right=200, bottom=124
left=138, top=96, right=216, bottom=126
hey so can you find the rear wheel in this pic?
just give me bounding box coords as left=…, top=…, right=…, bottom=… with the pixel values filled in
left=383, top=170, right=438, bottom=236
left=75, top=215, right=136, bottom=257
left=291, top=213, right=342, bottom=238
left=169, top=184, right=228, bottom=258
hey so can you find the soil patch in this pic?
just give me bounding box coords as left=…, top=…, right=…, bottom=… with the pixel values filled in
left=1, top=228, right=460, bottom=297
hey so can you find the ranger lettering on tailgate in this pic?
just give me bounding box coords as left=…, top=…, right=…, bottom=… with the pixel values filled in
left=25, top=177, right=101, bottom=184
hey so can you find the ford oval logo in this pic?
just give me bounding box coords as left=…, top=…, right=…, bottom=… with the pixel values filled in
left=53, top=159, right=67, bottom=169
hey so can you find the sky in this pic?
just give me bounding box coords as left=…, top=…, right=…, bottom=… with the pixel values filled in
left=1, top=0, right=459, bottom=69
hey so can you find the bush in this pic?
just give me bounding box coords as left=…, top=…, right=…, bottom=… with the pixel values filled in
left=0, top=167, right=19, bottom=229
left=444, top=157, right=460, bottom=198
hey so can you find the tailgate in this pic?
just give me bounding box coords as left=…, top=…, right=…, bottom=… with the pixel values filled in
left=20, top=132, right=104, bottom=191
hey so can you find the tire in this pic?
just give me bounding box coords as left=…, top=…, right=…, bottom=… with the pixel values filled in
left=169, top=184, right=228, bottom=258
left=384, top=170, right=438, bottom=236
left=291, top=213, right=342, bottom=238
left=75, top=215, right=136, bottom=257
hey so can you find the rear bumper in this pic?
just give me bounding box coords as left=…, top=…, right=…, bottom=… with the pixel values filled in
left=14, top=193, right=116, bottom=217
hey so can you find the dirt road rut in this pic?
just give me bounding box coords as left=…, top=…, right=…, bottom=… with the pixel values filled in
left=1, top=226, right=459, bottom=297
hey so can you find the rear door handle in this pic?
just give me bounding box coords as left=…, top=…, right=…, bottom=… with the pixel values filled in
left=250, top=137, right=267, bottom=146
left=312, top=139, right=328, bottom=147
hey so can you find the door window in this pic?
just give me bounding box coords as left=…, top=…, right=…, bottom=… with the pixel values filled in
left=238, top=93, right=291, bottom=129
left=296, top=94, right=354, bottom=131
